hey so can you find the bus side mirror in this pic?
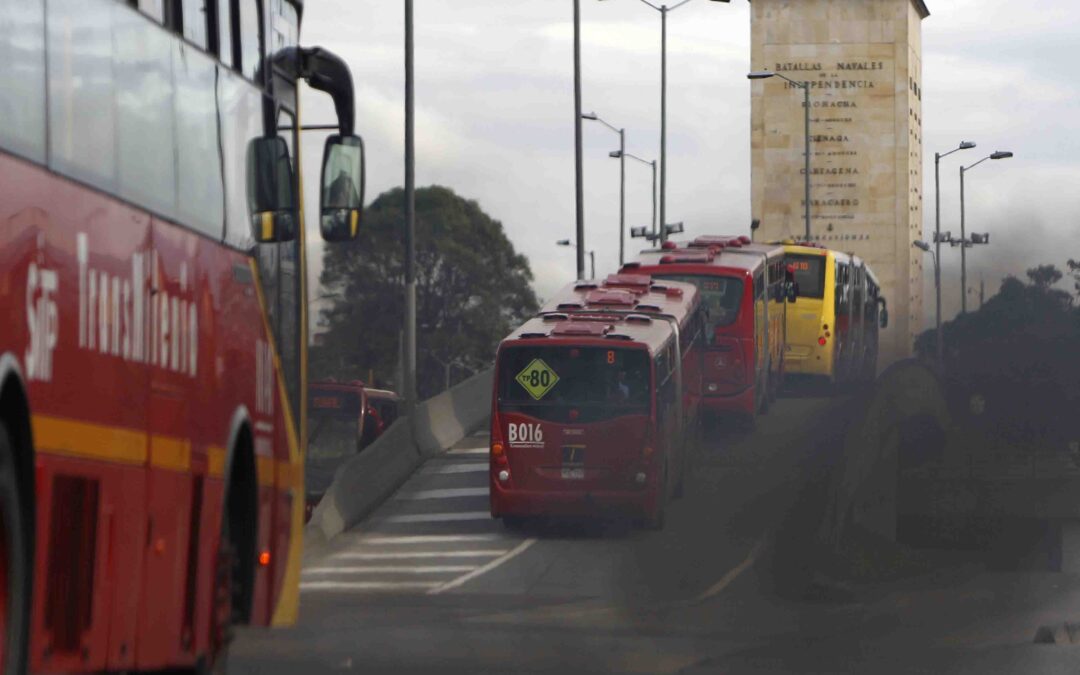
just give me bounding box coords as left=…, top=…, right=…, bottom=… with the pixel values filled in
left=247, top=137, right=297, bottom=243
left=320, top=134, right=366, bottom=242
left=878, top=297, right=889, bottom=328
left=786, top=282, right=798, bottom=303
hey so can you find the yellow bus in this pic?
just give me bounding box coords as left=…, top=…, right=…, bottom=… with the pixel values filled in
left=776, top=242, right=888, bottom=386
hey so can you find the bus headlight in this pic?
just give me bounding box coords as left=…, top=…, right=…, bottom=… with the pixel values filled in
left=498, top=470, right=510, bottom=483
left=635, top=472, right=647, bottom=484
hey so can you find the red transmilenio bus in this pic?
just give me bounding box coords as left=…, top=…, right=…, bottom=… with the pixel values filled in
left=489, top=276, right=702, bottom=529
left=625, top=236, right=793, bottom=424
left=0, top=1, right=367, bottom=672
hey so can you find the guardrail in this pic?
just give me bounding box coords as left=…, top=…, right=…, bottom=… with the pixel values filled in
left=305, top=368, right=493, bottom=556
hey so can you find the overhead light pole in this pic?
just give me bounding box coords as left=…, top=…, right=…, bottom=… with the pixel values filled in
left=404, top=0, right=417, bottom=417
left=747, top=70, right=811, bottom=240
left=959, top=150, right=1012, bottom=313
left=613, top=150, right=658, bottom=240
left=573, top=0, right=586, bottom=280
left=932, top=141, right=976, bottom=369
left=557, top=239, right=595, bottom=278
left=582, top=112, right=627, bottom=265
left=598, top=0, right=731, bottom=243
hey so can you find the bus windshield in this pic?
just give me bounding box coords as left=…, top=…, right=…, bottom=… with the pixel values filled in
left=308, top=389, right=362, bottom=462
left=498, top=346, right=650, bottom=423
left=656, top=274, right=743, bottom=342
left=788, top=255, right=826, bottom=298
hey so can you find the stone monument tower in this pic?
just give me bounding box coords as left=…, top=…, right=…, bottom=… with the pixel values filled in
left=750, top=0, right=929, bottom=365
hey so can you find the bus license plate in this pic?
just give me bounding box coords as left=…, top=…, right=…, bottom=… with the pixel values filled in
left=562, top=446, right=584, bottom=480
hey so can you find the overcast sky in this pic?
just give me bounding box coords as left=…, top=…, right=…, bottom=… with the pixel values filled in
left=299, top=0, right=1080, bottom=323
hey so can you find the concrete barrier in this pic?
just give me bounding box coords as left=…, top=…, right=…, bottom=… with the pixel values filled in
left=817, top=359, right=951, bottom=548
left=304, top=368, right=493, bottom=559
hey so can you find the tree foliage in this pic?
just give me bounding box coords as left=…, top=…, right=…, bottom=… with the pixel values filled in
left=312, top=186, right=539, bottom=399
left=915, top=266, right=1079, bottom=446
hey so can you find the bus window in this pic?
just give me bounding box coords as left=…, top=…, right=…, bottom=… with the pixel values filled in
left=217, top=0, right=234, bottom=67
left=139, top=0, right=165, bottom=23
left=787, top=254, right=826, bottom=298
left=498, top=347, right=650, bottom=424
left=182, top=0, right=209, bottom=49
left=308, top=389, right=363, bottom=462
left=656, top=274, right=744, bottom=343
left=238, top=0, right=262, bottom=81
left=47, top=0, right=118, bottom=193
left=0, top=0, right=46, bottom=163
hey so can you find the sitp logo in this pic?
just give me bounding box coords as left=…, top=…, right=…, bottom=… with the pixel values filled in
left=26, top=262, right=59, bottom=382
left=507, top=422, right=543, bottom=447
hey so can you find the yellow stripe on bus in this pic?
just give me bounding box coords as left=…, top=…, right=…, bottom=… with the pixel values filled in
left=32, top=415, right=148, bottom=465
left=256, top=454, right=277, bottom=487
left=150, top=436, right=192, bottom=472
left=261, top=212, right=274, bottom=241
left=208, top=445, right=227, bottom=477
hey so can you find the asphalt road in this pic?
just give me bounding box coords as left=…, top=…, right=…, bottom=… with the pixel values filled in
left=230, top=395, right=1080, bottom=674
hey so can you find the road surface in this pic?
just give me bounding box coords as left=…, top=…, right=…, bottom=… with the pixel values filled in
left=230, top=395, right=1080, bottom=674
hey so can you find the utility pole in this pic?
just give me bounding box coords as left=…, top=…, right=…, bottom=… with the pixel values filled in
left=573, top=0, right=586, bottom=279
left=404, top=0, right=417, bottom=415
left=659, top=5, right=668, bottom=242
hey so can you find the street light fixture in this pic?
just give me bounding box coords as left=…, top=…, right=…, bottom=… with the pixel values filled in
left=932, top=140, right=976, bottom=369
left=583, top=112, right=627, bottom=265
left=748, top=70, right=811, bottom=240
left=959, top=150, right=1012, bottom=313
left=599, top=0, right=732, bottom=243
left=611, top=150, right=658, bottom=241
left=557, top=239, right=596, bottom=278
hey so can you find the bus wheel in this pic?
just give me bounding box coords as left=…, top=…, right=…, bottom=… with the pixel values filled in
left=0, top=422, right=29, bottom=675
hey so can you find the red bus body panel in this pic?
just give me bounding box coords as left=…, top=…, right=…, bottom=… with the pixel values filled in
left=1, top=152, right=290, bottom=670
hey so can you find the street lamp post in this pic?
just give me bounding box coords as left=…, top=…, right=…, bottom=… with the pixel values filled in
left=573, top=0, right=586, bottom=280
left=599, top=0, right=731, bottom=243
left=959, top=150, right=1012, bottom=313
left=932, top=141, right=976, bottom=369
left=404, top=0, right=417, bottom=417
left=747, top=70, right=811, bottom=240
left=611, top=149, right=658, bottom=245
left=583, top=112, right=626, bottom=265
left=557, top=239, right=596, bottom=278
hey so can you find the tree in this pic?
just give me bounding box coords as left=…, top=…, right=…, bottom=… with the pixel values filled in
left=1026, top=263, right=1063, bottom=290
left=1068, top=259, right=1080, bottom=298
left=312, top=186, right=539, bottom=399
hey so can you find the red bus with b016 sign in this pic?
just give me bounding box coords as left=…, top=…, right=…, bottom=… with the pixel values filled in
left=490, top=277, right=701, bottom=529
left=0, top=1, right=366, bottom=672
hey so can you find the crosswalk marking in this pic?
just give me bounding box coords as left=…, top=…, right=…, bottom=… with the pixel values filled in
left=446, top=448, right=488, bottom=456
left=429, top=539, right=538, bottom=595
left=304, top=565, right=476, bottom=575
left=420, top=463, right=487, bottom=475
left=382, top=511, right=491, bottom=524
left=356, top=534, right=501, bottom=545
left=395, top=487, right=488, bottom=501
left=332, top=550, right=509, bottom=560
left=301, top=581, right=441, bottom=592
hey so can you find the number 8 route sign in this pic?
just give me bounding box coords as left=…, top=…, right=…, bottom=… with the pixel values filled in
left=515, top=358, right=560, bottom=401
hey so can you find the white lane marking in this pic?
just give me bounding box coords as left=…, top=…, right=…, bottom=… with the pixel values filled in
left=304, top=565, right=476, bottom=575
left=301, top=581, right=440, bottom=592
left=357, top=534, right=501, bottom=545
left=446, top=448, right=489, bottom=456
left=420, top=463, right=488, bottom=475
left=332, top=550, right=509, bottom=560
left=381, top=511, right=491, bottom=524
left=395, top=488, right=488, bottom=501
left=693, top=537, right=767, bottom=603
left=428, top=538, right=537, bottom=595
